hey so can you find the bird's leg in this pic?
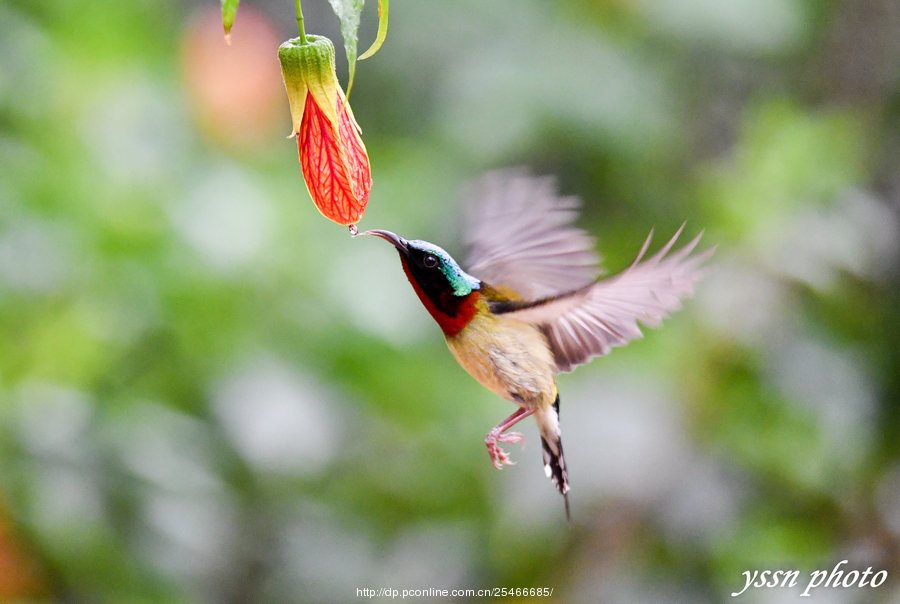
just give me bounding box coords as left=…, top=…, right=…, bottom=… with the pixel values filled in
left=485, top=407, right=534, bottom=470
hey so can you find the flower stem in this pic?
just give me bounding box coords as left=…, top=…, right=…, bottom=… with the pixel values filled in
left=295, top=0, right=307, bottom=43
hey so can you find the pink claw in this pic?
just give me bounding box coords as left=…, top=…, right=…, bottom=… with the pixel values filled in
left=484, top=407, right=534, bottom=470
left=485, top=432, right=525, bottom=469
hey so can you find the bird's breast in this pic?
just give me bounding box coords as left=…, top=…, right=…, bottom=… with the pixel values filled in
left=446, top=312, right=557, bottom=409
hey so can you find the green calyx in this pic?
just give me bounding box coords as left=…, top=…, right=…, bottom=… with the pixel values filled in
left=278, top=35, right=336, bottom=82
left=278, top=35, right=342, bottom=134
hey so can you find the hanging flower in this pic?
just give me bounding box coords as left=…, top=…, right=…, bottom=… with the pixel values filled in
left=278, top=35, right=372, bottom=226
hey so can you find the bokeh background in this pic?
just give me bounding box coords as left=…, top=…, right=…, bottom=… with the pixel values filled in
left=2, top=0, right=899, bottom=602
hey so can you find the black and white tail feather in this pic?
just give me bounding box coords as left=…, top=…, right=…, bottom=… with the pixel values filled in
left=537, top=395, right=570, bottom=521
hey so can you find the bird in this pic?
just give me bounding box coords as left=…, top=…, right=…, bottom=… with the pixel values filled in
left=357, top=170, right=712, bottom=520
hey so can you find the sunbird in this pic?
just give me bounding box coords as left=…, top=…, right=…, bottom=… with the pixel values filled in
left=359, top=170, right=712, bottom=519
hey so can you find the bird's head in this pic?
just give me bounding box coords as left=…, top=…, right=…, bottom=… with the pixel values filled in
left=362, top=229, right=481, bottom=297
left=360, top=229, right=482, bottom=335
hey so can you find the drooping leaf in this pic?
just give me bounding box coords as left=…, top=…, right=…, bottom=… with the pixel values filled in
left=358, top=0, right=389, bottom=60
left=221, top=0, right=239, bottom=44
left=327, top=0, right=365, bottom=94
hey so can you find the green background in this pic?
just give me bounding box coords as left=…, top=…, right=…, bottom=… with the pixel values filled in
left=1, top=0, right=899, bottom=602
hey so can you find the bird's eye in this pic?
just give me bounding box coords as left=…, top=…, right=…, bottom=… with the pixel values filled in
left=423, top=255, right=438, bottom=268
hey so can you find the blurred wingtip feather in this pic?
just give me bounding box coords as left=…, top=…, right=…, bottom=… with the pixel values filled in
left=461, top=169, right=601, bottom=299
left=504, top=225, right=713, bottom=373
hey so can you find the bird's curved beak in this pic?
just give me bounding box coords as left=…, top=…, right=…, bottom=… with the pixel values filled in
left=358, top=229, right=409, bottom=254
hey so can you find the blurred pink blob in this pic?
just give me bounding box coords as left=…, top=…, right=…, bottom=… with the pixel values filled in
left=180, top=6, right=284, bottom=150
left=0, top=510, right=47, bottom=599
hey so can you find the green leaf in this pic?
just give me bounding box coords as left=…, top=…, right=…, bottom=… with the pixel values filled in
left=221, top=0, right=239, bottom=43
left=359, top=0, right=389, bottom=60
left=327, top=0, right=365, bottom=94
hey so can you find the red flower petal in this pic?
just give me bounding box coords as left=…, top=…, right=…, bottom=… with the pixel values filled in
left=298, top=93, right=372, bottom=225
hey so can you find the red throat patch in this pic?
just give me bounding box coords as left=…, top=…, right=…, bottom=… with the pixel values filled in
left=400, top=258, right=480, bottom=337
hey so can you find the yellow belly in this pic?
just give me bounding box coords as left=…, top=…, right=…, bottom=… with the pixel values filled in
left=446, top=312, right=557, bottom=409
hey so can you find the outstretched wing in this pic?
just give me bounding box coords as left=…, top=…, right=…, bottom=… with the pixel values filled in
left=494, top=226, right=713, bottom=373
left=462, top=169, right=601, bottom=299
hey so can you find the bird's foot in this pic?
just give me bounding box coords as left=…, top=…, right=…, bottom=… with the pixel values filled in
left=485, top=431, right=525, bottom=470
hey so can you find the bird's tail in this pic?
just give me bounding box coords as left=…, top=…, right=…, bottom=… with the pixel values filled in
left=535, top=394, right=570, bottom=521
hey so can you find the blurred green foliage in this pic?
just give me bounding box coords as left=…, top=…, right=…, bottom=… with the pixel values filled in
left=1, top=0, right=899, bottom=602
